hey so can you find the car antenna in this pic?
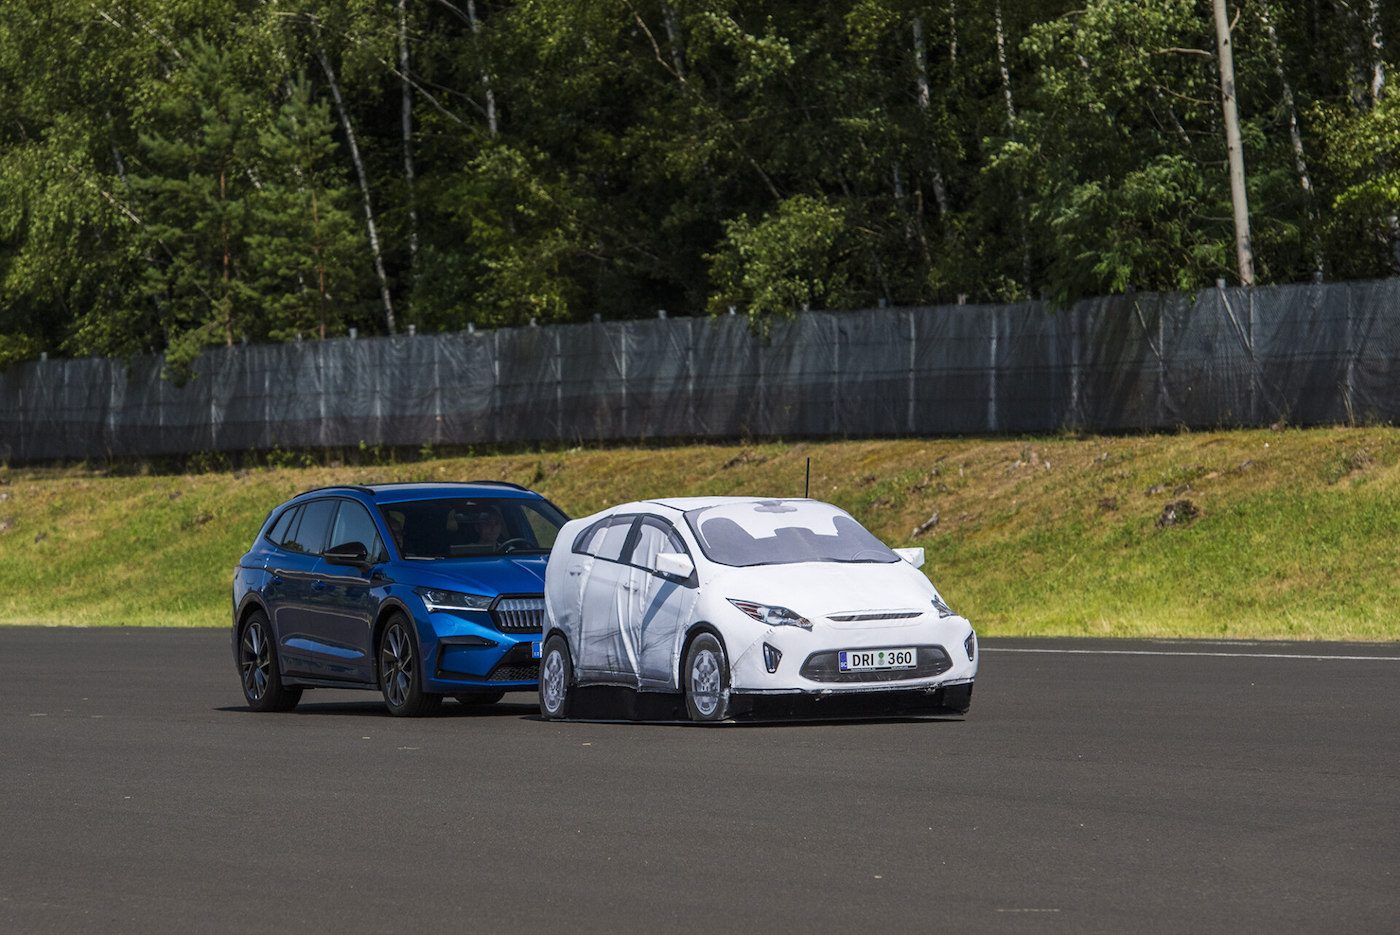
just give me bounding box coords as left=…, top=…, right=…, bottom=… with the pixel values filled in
left=804, top=457, right=811, bottom=498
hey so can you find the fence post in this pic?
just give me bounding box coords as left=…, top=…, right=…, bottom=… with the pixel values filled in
left=987, top=307, right=999, bottom=433
left=756, top=327, right=766, bottom=436
left=318, top=341, right=329, bottom=449
left=492, top=329, right=501, bottom=444
left=106, top=359, right=118, bottom=457
left=687, top=318, right=697, bottom=435
left=432, top=337, right=444, bottom=444
left=1069, top=303, right=1082, bottom=430
left=619, top=323, right=628, bottom=439
left=1248, top=290, right=1258, bottom=425
left=1159, top=304, right=1168, bottom=428
left=554, top=327, right=563, bottom=440
left=1344, top=284, right=1356, bottom=424
left=906, top=309, right=916, bottom=434
left=831, top=315, right=841, bottom=435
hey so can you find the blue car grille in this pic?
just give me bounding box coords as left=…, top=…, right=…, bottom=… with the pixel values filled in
left=491, top=596, right=545, bottom=633
left=488, top=643, right=539, bottom=683
left=489, top=664, right=539, bottom=682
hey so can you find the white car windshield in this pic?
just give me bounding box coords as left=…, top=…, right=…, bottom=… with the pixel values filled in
left=684, top=500, right=898, bottom=567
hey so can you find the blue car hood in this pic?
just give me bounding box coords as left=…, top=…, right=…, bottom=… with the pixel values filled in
left=396, top=555, right=548, bottom=596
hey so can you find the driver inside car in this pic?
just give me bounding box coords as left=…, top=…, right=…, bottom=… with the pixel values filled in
left=468, top=506, right=507, bottom=547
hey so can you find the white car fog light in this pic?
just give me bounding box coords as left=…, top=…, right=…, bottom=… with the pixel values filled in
left=762, top=643, right=782, bottom=673
left=965, top=631, right=976, bottom=662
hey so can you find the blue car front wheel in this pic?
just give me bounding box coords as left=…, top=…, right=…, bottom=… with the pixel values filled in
left=378, top=615, right=442, bottom=718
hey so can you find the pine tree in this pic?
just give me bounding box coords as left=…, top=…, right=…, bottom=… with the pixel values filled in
left=247, top=74, right=364, bottom=341
left=129, top=34, right=261, bottom=379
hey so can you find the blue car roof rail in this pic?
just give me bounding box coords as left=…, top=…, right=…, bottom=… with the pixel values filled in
left=366, top=479, right=532, bottom=492
left=295, top=484, right=378, bottom=498
left=464, top=479, right=530, bottom=491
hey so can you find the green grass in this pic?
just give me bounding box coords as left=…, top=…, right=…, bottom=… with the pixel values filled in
left=1, top=426, right=1397, bottom=640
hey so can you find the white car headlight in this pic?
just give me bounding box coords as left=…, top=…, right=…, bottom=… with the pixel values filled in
left=932, top=593, right=955, bottom=618
left=417, top=588, right=493, bottom=613
left=728, top=599, right=812, bottom=629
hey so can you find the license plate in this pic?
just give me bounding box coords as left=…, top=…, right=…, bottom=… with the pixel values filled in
left=531, top=641, right=542, bottom=660
left=838, top=647, right=916, bottom=671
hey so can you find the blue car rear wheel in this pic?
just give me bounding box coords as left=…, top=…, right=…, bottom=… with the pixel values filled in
left=238, top=611, right=301, bottom=713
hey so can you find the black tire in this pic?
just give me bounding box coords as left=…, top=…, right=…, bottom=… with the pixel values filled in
left=454, top=691, right=506, bottom=706
left=683, top=632, right=730, bottom=723
left=238, top=611, right=302, bottom=712
left=538, top=635, right=572, bottom=720
left=378, top=615, right=442, bottom=718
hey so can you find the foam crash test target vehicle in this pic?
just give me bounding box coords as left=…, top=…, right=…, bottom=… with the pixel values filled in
left=539, top=497, right=977, bottom=723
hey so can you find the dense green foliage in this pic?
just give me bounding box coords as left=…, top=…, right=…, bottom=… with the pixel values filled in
left=1, top=0, right=1397, bottom=369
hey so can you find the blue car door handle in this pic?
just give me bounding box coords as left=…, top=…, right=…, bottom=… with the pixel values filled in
left=312, top=580, right=330, bottom=591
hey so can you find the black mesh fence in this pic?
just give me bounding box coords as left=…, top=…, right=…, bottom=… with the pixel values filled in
left=2, top=279, right=1398, bottom=462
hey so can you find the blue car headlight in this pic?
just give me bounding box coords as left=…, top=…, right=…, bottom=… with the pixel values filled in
left=417, top=588, right=492, bottom=613
left=728, top=599, right=812, bottom=630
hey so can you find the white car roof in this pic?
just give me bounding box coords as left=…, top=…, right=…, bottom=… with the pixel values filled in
left=645, top=496, right=818, bottom=512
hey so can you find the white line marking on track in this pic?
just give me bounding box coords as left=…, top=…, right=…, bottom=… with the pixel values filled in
left=984, top=648, right=1400, bottom=661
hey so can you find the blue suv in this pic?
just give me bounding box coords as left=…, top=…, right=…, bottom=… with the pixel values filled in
left=232, top=481, right=569, bottom=716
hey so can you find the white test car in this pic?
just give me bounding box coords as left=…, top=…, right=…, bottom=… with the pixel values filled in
left=539, top=497, right=977, bottom=722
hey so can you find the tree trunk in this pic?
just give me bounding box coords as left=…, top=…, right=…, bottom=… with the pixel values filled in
left=1258, top=1, right=1323, bottom=278
left=911, top=16, right=950, bottom=220
left=466, top=0, right=498, bottom=136
left=1364, top=0, right=1386, bottom=104
left=661, top=3, right=688, bottom=82
left=1212, top=0, right=1256, bottom=287
left=993, top=2, right=1016, bottom=122
left=315, top=28, right=397, bottom=334
left=993, top=1, right=1032, bottom=293
left=1360, top=0, right=1396, bottom=270
left=312, top=188, right=328, bottom=340
left=220, top=167, right=233, bottom=346
left=947, top=0, right=958, bottom=76
left=398, top=0, right=419, bottom=284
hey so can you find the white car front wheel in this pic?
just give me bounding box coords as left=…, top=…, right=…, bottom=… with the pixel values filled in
left=539, top=635, right=572, bottom=720
left=684, top=633, right=729, bottom=723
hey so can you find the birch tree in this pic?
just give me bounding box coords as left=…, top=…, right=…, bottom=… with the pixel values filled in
left=1212, top=0, right=1255, bottom=286
left=311, top=16, right=397, bottom=334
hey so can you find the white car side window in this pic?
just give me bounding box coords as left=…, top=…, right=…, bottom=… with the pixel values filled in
left=573, top=521, right=608, bottom=555
left=594, top=516, right=634, bottom=562
left=631, top=521, right=670, bottom=572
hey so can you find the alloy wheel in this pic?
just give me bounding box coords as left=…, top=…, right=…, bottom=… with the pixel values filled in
left=240, top=620, right=271, bottom=702
left=690, top=647, right=722, bottom=718
left=381, top=623, right=414, bottom=708
left=541, top=648, right=566, bottom=715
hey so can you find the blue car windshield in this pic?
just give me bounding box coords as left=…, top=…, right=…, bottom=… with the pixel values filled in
left=684, top=500, right=899, bottom=567
left=379, top=498, right=567, bottom=559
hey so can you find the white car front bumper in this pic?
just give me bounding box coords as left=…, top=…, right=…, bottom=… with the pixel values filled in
left=727, top=615, right=978, bottom=696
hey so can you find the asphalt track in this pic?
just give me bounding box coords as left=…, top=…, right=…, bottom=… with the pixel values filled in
left=2, top=628, right=1397, bottom=934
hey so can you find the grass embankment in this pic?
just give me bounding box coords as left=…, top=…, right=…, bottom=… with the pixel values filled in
left=0, top=428, right=1396, bottom=640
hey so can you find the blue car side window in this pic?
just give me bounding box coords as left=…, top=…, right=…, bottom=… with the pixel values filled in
left=292, top=499, right=337, bottom=556
left=329, top=500, right=388, bottom=564
left=266, top=507, right=297, bottom=547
